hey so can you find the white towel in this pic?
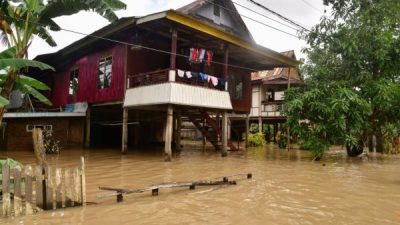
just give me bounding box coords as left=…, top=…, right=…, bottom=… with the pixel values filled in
left=185, top=71, right=193, bottom=79
left=177, top=69, right=185, bottom=78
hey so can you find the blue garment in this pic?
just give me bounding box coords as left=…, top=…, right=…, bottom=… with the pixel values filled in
left=200, top=72, right=208, bottom=81
left=218, top=78, right=226, bottom=88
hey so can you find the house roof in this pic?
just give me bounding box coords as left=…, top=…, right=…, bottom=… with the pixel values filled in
left=35, top=2, right=299, bottom=71
left=251, top=50, right=301, bottom=84
left=177, top=0, right=254, bottom=42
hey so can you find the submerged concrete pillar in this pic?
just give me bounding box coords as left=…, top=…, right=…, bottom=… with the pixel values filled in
left=165, top=105, right=174, bottom=161
left=176, top=111, right=182, bottom=151
left=221, top=111, right=228, bottom=157
left=258, top=117, right=263, bottom=133
left=245, top=114, right=249, bottom=148
left=122, top=107, right=128, bottom=154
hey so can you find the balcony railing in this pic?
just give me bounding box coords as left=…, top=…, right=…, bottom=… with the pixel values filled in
left=127, top=69, right=226, bottom=91
left=127, top=69, right=169, bottom=88
left=262, top=102, right=284, bottom=112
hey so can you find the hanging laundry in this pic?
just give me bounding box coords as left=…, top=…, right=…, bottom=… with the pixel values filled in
left=200, top=72, right=208, bottom=81
left=206, top=50, right=213, bottom=66
left=191, top=72, right=200, bottom=78
left=206, top=75, right=218, bottom=86
left=189, top=48, right=194, bottom=61
left=199, top=49, right=206, bottom=62
left=185, top=71, right=193, bottom=79
left=217, top=78, right=226, bottom=88
left=177, top=69, right=185, bottom=78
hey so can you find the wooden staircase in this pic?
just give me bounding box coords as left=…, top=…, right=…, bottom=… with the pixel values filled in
left=184, top=109, right=238, bottom=151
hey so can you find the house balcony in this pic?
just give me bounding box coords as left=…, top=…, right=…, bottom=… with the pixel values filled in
left=260, top=102, right=285, bottom=117
left=124, top=69, right=233, bottom=110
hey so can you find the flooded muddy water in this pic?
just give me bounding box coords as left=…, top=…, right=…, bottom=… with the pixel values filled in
left=1, top=143, right=400, bottom=225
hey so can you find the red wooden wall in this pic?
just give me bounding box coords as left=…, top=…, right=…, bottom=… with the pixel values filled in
left=50, top=44, right=126, bottom=107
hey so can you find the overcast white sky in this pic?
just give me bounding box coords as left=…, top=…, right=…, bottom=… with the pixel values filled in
left=24, top=0, right=327, bottom=60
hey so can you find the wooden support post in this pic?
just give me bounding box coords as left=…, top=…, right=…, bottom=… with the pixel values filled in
left=80, top=156, right=87, bottom=206
left=134, top=111, right=140, bottom=146
left=287, top=67, right=291, bottom=151
left=2, top=163, right=11, bottom=216
left=122, top=107, right=128, bottom=154
left=176, top=110, right=182, bottom=151
left=223, top=43, right=229, bottom=80
left=221, top=111, right=228, bottom=157
left=165, top=105, right=174, bottom=161
left=170, top=27, right=178, bottom=70
left=245, top=114, right=250, bottom=148
left=273, top=123, right=278, bottom=143
left=85, top=106, right=91, bottom=148
left=14, top=168, right=22, bottom=216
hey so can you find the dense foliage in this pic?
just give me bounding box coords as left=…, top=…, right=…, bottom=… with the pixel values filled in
left=285, top=0, right=400, bottom=159
left=248, top=133, right=267, bottom=147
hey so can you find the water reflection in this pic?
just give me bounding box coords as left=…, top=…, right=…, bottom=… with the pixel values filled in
left=0, top=143, right=399, bottom=225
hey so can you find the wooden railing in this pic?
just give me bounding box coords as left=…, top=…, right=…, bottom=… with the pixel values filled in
left=127, top=69, right=225, bottom=91
left=127, top=69, right=169, bottom=88
left=261, top=102, right=284, bottom=112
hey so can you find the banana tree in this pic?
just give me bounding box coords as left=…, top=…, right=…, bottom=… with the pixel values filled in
left=0, top=0, right=126, bottom=123
left=0, top=46, right=54, bottom=107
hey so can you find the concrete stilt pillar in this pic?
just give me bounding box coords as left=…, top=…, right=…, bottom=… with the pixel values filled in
left=202, top=119, right=207, bottom=147
left=258, top=117, right=262, bottom=133
left=245, top=114, right=249, bottom=148
left=122, top=108, right=128, bottom=154
left=134, top=111, right=139, bottom=146
left=221, top=111, right=228, bottom=157
left=164, top=105, right=174, bottom=161
left=176, top=111, right=182, bottom=151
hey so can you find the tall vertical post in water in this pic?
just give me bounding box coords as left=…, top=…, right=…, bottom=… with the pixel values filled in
left=165, top=105, right=174, bottom=161
left=165, top=26, right=177, bottom=161
left=176, top=110, right=182, bottom=151
left=222, top=111, right=228, bottom=157
left=245, top=114, right=250, bottom=148
left=287, top=67, right=291, bottom=151
left=122, top=107, right=128, bottom=154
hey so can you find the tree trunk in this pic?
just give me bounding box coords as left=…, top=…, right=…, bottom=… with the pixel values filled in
left=368, top=135, right=374, bottom=152
left=375, top=133, right=384, bottom=153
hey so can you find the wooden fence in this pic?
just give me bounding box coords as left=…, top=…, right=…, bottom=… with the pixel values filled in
left=0, top=157, right=86, bottom=217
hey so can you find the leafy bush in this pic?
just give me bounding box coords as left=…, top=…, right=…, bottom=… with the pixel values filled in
left=248, top=133, right=267, bottom=147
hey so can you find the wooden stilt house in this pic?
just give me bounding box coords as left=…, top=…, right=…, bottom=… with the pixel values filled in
left=2, top=0, right=298, bottom=156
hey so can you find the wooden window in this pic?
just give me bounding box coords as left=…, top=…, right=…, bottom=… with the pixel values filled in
left=26, top=124, right=52, bottom=132
left=229, top=74, right=243, bottom=100
left=69, top=68, right=79, bottom=96
left=98, top=56, right=113, bottom=89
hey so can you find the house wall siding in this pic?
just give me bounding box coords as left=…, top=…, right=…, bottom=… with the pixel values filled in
left=4, top=117, right=85, bottom=151
left=51, top=44, right=126, bottom=107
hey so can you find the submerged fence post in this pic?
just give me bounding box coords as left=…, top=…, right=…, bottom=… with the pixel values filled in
left=2, top=163, right=11, bottom=216
left=80, top=156, right=87, bottom=206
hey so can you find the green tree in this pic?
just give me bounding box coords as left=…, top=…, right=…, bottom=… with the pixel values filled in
left=285, top=0, right=400, bottom=159
left=0, top=0, right=126, bottom=122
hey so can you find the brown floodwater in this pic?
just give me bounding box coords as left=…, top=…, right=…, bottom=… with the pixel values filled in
left=1, top=143, right=400, bottom=225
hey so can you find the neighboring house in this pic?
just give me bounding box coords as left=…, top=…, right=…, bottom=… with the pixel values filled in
left=250, top=50, right=302, bottom=142
left=1, top=0, right=298, bottom=157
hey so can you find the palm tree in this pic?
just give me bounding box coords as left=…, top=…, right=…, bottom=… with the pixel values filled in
left=0, top=0, right=126, bottom=123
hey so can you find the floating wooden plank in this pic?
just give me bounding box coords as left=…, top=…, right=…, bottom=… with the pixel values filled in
left=98, top=179, right=238, bottom=201
left=63, top=168, right=72, bottom=207
left=45, top=166, right=53, bottom=210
